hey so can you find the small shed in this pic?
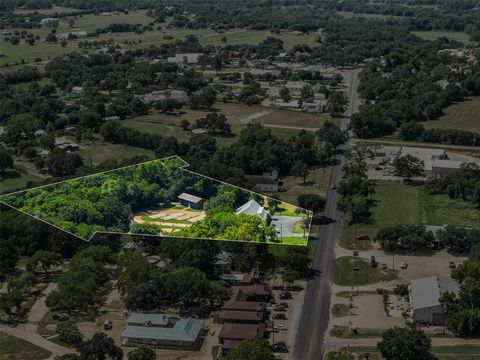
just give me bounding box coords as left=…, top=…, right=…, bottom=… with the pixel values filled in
left=178, top=193, right=204, bottom=210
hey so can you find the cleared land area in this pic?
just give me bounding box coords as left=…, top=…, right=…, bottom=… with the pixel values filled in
left=0, top=332, right=51, bottom=360
left=122, top=104, right=332, bottom=147
left=1, top=10, right=320, bottom=66
left=423, top=97, right=480, bottom=133
left=339, top=181, right=479, bottom=250
left=413, top=31, right=471, bottom=44
left=270, top=167, right=332, bottom=205
left=77, top=144, right=154, bottom=165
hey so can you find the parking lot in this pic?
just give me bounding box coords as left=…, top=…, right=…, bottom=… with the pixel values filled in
left=267, top=282, right=306, bottom=360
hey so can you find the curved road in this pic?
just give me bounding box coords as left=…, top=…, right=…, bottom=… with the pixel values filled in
left=293, top=69, right=361, bottom=360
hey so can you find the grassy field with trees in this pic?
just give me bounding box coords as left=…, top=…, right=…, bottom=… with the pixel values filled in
left=423, top=97, right=480, bottom=133
left=339, top=181, right=480, bottom=250
left=0, top=332, right=52, bottom=360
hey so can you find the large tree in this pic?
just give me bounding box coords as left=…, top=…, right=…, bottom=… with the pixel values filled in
left=393, top=155, right=424, bottom=179
left=78, top=333, right=123, bottom=360
left=127, top=346, right=155, bottom=360
left=225, top=339, right=275, bottom=360
left=27, top=250, right=62, bottom=280
left=377, top=327, right=435, bottom=360
left=0, top=149, right=14, bottom=175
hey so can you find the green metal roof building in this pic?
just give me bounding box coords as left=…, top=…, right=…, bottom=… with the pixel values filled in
left=122, top=313, right=205, bottom=350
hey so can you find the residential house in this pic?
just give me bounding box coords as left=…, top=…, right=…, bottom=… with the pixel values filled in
left=215, top=251, right=233, bottom=273
left=409, top=276, right=459, bottom=325
left=70, top=86, right=84, bottom=97
left=40, top=18, right=58, bottom=26
left=235, top=199, right=269, bottom=222
left=141, top=90, right=189, bottom=105
left=245, top=169, right=280, bottom=192
left=167, top=53, right=202, bottom=67
left=219, top=272, right=252, bottom=285
left=57, top=31, right=88, bottom=39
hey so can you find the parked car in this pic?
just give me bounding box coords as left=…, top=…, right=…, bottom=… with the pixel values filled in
left=273, top=346, right=289, bottom=353
left=274, top=305, right=287, bottom=312
left=274, top=324, right=288, bottom=330
left=273, top=341, right=287, bottom=347
left=278, top=302, right=289, bottom=308
left=381, top=263, right=387, bottom=270
left=280, top=291, right=292, bottom=300
left=400, top=261, right=408, bottom=269
left=272, top=313, right=287, bottom=320
left=331, top=184, right=337, bottom=190
left=356, top=234, right=370, bottom=241
left=103, top=319, right=112, bottom=330
left=449, top=261, right=456, bottom=269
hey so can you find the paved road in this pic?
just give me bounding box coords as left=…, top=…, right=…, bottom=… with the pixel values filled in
left=293, top=69, right=361, bottom=360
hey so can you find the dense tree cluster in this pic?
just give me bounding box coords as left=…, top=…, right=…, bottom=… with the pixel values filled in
left=117, top=250, right=227, bottom=311
left=375, top=225, right=434, bottom=252
left=337, top=144, right=376, bottom=223
left=425, top=162, right=480, bottom=206
left=46, top=246, right=115, bottom=313
left=442, top=259, right=480, bottom=337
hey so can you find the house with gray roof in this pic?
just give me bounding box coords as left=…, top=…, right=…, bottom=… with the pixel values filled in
left=122, top=313, right=205, bottom=349
left=409, top=276, right=459, bottom=325
left=235, top=199, right=269, bottom=222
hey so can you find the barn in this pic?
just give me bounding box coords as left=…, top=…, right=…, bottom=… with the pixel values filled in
left=178, top=193, right=204, bottom=210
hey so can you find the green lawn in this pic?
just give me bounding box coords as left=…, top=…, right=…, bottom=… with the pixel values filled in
left=335, top=345, right=480, bottom=360
left=423, top=97, right=480, bottom=133
left=413, top=31, right=472, bottom=44
left=326, top=352, right=354, bottom=360
left=339, top=181, right=480, bottom=250
left=0, top=170, right=44, bottom=194
left=77, top=143, right=155, bottom=165
left=0, top=332, right=51, bottom=360
left=331, top=303, right=350, bottom=317
left=334, top=256, right=399, bottom=286
left=253, top=110, right=333, bottom=129
left=337, top=11, right=409, bottom=20
left=330, top=325, right=384, bottom=339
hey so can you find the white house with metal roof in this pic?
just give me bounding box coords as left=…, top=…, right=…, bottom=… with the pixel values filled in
left=235, top=199, right=269, bottom=222
left=409, top=276, right=459, bottom=325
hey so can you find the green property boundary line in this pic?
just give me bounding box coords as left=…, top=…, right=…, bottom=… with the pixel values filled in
left=0, top=155, right=313, bottom=246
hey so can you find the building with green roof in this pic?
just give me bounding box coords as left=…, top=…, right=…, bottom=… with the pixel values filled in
left=121, top=313, right=205, bottom=350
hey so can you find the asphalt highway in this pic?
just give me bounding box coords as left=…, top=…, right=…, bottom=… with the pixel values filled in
left=293, top=69, right=360, bottom=360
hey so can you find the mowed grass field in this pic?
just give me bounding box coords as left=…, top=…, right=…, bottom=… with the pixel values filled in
left=0, top=332, right=51, bottom=360
left=329, top=345, right=480, bottom=360
left=1, top=10, right=320, bottom=66
left=77, top=144, right=155, bottom=165
left=423, top=97, right=480, bottom=133
left=413, top=31, right=472, bottom=44
left=122, top=103, right=333, bottom=147
left=0, top=170, right=44, bottom=194
left=334, top=256, right=399, bottom=286
left=339, top=181, right=480, bottom=250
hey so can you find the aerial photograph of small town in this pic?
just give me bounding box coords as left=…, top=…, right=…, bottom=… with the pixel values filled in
left=0, top=0, right=479, bottom=359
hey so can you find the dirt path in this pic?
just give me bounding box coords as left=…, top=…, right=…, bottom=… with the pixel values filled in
left=239, top=110, right=271, bottom=124
left=264, top=124, right=319, bottom=131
